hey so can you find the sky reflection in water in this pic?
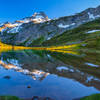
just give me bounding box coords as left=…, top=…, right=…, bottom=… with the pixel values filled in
left=0, top=50, right=100, bottom=100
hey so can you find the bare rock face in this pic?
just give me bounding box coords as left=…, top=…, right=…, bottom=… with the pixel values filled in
left=16, top=11, right=50, bottom=24
left=0, top=12, right=50, bottom=32
left=1, top=5, right=100, bottom=46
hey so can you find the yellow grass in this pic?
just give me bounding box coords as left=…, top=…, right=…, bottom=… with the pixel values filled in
left=0, top=42, right=78, bottom=54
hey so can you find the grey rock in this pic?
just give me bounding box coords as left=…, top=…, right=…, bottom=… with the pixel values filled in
left=1, top=5, right=100, bottom=46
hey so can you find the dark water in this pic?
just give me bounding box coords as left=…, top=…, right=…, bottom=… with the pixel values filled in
left=0, top=50, right=100, bottom=100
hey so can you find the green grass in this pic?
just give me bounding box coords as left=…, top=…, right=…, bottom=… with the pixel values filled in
left=2, top=17, right=100, bottom=48
left=29, top=36, right=45, bottom=47
left=0, top=96, right=21, bottom=100
left=42, top=18, right=100, bottom=48
left=81, top=94, right=100, bottom=100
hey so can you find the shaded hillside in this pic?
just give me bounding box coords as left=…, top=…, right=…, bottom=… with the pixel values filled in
left=42, top=18, right=100, bottom=49
left=1, top=6, right=100, bottom=47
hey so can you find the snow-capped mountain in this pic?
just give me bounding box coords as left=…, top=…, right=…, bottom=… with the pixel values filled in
left=1, top=5, right=100, bottom=46
left=16, top=11, right=50, bottom=24
left=0, top=12, right=50, bottom=33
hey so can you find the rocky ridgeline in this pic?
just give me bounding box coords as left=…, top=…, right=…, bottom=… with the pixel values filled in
left=0, top=5, right=100, bottom=46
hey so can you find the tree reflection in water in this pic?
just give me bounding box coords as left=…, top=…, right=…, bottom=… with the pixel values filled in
left=0, top=49, right=100, bottom=100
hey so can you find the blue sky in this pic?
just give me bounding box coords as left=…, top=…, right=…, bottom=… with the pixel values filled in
left=0, top=0, right=100, bottom=22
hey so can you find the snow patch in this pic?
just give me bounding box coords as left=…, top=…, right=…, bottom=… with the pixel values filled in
left=0, top=23, right=4, bottom=27
left=86, top=30, right=100, bottom=34
left=1, top=27, right=8, bottom=35
left=71, top=23, right=76, bottom=26
left=86, top=75, right=100, bottom=83
left=7, top=23, right=23, bottom=33
left=47, top=37, right=52, bottom=40
left=85, top=62, right=99, bottom=67
left=86, top=76, right=94, bottom=82
left=57, top=66, right=75, bottom=73
left=56, top=66, right=69, bottom=71
left=3, top=63, right=50, bottom=80
left=88, top=12, right=100, bottom=19
left=7, top=59, right=22, bottom=67
left=95, top=15, right=100, bottom=18
left=23, top=19, right=30, bottom=23
left=88, top=12, right=95, bottom=19
left=69, top=69, right=74, bottom=72
left=47, top=54, right=51, bottom=58
left=58, top=23, right=75, bottom=28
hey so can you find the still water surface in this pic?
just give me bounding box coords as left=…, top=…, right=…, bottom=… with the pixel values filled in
left=0, top=50, right=100, bottom=100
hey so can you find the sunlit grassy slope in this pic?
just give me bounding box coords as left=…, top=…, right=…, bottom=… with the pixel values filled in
left=0, top=41, right=33, bottom=52
left=0, top=41, right=79, bottom=55
left=2, top=18, right=100, bottom=52
left=42, top=18, right=100, bottom=50
left=0, top=96, right=20, bottom=100
left=81, top=94, right=100, bottom=100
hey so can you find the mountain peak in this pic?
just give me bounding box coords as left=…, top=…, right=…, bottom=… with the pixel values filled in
left=31, top=11, right=50, bottom=21
left=15, top=11, right=50, bottom=24
left=1, top=5, right=100, bottom=35
left=0, top=11, right=51, bottom=32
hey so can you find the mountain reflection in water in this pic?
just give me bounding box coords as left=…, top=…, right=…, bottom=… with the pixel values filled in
left=0, top=49, right=100, bottom=100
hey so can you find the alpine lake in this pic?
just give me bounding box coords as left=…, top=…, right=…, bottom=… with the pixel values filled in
left=0, top=47, right=100, bottom=100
